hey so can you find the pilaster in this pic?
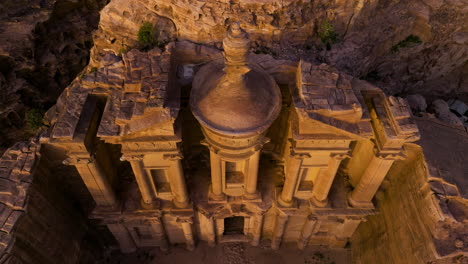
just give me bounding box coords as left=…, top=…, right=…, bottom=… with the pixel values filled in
left=278, top=150, right=310, bottom=207
left=244, top=150, right=261, bottom=200
left=122, top=154, right=158, bottom=207
left=271, top=212, right=289, bottom=250
left=149, top=218, right=169, bottom=252
left=348, top=150, right=405, bottom=208
left=178, top=217, right=195, bottom=251
left=251, top=214, right=264, bottom=246
left=209, top=150, right=226, bottom=201
left=297, top=215, right=321, bottom=250
left=311, top=152, right=350, bottom=207
left=164, top=153, right=190, bottom=208
left=107, top=223, right=136, bottom=253
left=64, top=154, right=119, bottom=209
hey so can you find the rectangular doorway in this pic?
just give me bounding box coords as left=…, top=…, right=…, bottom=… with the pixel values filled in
left=223, top=216, right=244, bottom=235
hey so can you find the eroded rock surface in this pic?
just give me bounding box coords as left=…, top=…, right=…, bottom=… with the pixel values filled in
left=2, top=0, right=467, bottom=154
left=0, top=0, right=108, bottom=153
left=89, top=0, right=467, bottom=101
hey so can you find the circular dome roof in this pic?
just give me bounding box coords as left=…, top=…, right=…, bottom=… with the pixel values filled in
left=190, top=23, right=281, bottom=136
left=190, top=60, right=281, bottom=136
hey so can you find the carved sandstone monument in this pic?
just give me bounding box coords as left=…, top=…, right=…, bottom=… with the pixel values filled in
left=0, top=19, right=466, bottom=264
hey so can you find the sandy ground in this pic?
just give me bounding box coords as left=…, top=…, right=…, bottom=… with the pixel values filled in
left=414, top=117, right=468, bottom=198
left=103, top=241, right=351, bottom=264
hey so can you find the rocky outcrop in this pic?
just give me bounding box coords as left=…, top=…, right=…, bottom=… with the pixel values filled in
left=406, top=94, right=428, bottom=113
left=88, top=0, right=467, bottom=102
left=352, top=143, right=467, bottom=264
left=2, top=0, right=466, bottom=154
left=429, top=99, right=464, bottom=127
left=0, top=140, right=104, bottom=263
left=0, top=0, right=109, bottom=154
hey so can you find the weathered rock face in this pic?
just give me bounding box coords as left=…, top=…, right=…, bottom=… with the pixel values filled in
left=2, top=0, right=466, bottom=154
left=90, top=0, right=319, bottom=63
left=0, top=141, right=106, bottom=263
left=429, top=99, right=464, bottom=127
left=326, top=0, right=468, bottom=100
left=352, top=144, right=467, bottom=264
left=406, top=94, right=428, bottom=113
left=89, top=0, right=467, bottom=102
left=1, top=0, right=467, bottom=263
left=0, top=0, right=108, bottom=153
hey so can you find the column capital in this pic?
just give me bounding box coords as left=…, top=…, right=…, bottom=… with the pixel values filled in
left=330, top=152, right=352, bottom=160
left=371, top=139, right=407, bottom=161
left=344, top=216, right=365, bottom=221
left=253, top=137, right=270, bottom=151
left=374, top=151, right=406, bottom=161
left=290, top=149, right=311, bottom=159
left=101, top=218, right=125, bottom=225
left=163, top=152, right=184, bottom=160
left=120, top=154, right=144, bottom=161
left=176, top=217, right=194, bottom=224
left=201, top=139, right=220, bottom=154
left=63, top=155, right=92, bottom=165
left=143, top=217, right=164, bottom=224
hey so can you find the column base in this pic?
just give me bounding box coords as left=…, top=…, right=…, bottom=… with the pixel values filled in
left=159, top=243, right=169, bottom=252
left=347, top=193, right=374, bottom=208
left=277, top=196, right=294, bottom=208
left=297, top=238, right=307, bottom=250
left=332, top=236, right=349, bottom=248
left=140, top=199, right=160, bottom=210
left=275, top=187, right=297, bottom=208
left=208, top=240, right=216, bottom=247
left=173, top=198, right=190, bottom=209
left=271, top=238, right=281, bottom=250
left=186, top=243, right=195, bottom=251
left=91, top=203, right=121, bottom=215
left=310, top=195, right=328, bottom=208
left=251, top=238, right=260, bottom=247
left=243, top=191, right=261, bottom=202
left=208, top=190, right=227, bottom=204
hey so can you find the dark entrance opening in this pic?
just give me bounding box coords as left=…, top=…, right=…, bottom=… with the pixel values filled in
left=223, top=216, right=244, bottom=235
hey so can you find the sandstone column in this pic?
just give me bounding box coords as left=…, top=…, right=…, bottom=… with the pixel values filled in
left=207, top=216, right=216, bottom=247
left=209, top=151, right=225, bottom=200
left=125, top=155, right=156, bottom=206
left=107, top=223, right=136, bottom=253
left=251, top=214, right=264, bottom=246
left=278, top=152, right=309, bottom=207
left=311, top=153, right=349, bottom=207
left=337, top=217, right=362, bottom=238
left=178, top=218, right=195, bottom=251
left=150, top=218, right=169, bottom=252
left=348, top=152, right=400, bottom=207
left=297, top=216, right=320, bottom=250
left=69, top=155, right=118, bottom=208
left=166, top=154, right=190, bottom=208
left=271, top=213, right=288, bottom=250
left=245, top=150, right=261, bottom=199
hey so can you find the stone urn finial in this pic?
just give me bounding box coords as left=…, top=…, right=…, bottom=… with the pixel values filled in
left=223, top=22, right=250, bottom=68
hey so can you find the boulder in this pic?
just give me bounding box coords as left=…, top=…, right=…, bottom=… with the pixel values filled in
left=447, top=99, right=468, bottom=116
left=406, top=94, right=427, bottom=112
left=429, top=99, right=464, bottom=127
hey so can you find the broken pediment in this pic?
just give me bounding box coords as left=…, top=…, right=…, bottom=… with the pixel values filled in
left=295, top=61, right=363, bottom=123
left=49, top=45, right=180, bottom=144
left=291, top=60, right=373, bottom=139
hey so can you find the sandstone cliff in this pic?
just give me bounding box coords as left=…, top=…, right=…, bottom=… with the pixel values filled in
left=90, top=0, right=467, bottom=100
left=1, top=0, right=466, bottom=153
left=0, top=0, right=108, bottom=153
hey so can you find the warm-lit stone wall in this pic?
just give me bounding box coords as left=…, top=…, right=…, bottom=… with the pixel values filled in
left=0, top=142, right=104, bottom=264
left=351, top=144, right=467, bottom=264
